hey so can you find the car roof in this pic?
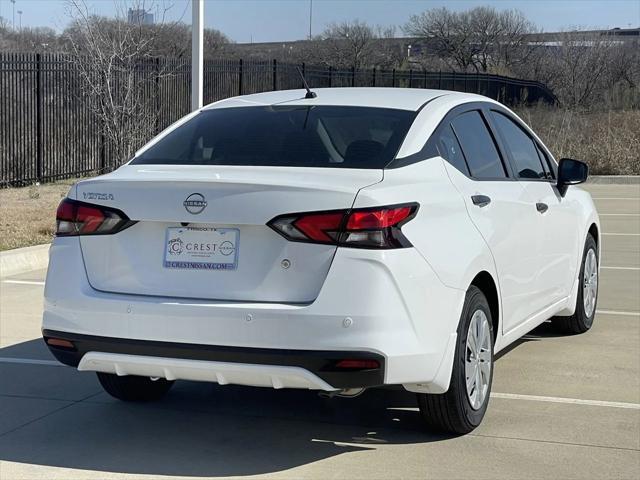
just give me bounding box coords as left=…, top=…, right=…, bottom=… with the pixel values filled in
left=202, top=87, right=488, bottom=112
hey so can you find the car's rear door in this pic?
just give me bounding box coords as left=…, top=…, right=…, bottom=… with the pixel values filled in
left=437, top=105, right=541, bottom=334
left=487, top=109, right=580, bottom=305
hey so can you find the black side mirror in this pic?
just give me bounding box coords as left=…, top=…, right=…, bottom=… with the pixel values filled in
left=557, top=158, right=588, bottom=197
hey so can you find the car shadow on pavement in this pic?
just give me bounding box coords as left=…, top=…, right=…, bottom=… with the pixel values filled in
left=494, top=321, right=566, bottom=360
left=0, top=338, right=456, bottom=477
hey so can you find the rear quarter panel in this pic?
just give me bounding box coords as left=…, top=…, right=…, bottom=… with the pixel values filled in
left=354, top=157, right=499, bottom=300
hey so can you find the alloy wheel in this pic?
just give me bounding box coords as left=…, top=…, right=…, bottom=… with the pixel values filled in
left=583, top=248, right=598, bottom=318
left=465, top=309, right=492, bottom=410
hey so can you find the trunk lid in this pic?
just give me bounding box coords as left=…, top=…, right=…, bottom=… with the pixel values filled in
left=76, top=164, right=382, bottom=302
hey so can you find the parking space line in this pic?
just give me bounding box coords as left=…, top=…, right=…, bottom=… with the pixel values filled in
left=597, top=309, right=640, bottom=316
left=592, top=197, right=640, bottom=200
left=491, top=392, right=640, bottom=410
left=1, top=280, right=45, bottom=286
left=0, top=357, right=62, bottom=367
left=599, top=213, right=640, bottom=216
left=602, top=232, right=640, bottom=236
left=601, top=266, right=640, bottom=271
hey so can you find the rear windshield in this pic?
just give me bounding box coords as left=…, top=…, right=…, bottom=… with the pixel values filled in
left=132, top=106, right=416, bottom=169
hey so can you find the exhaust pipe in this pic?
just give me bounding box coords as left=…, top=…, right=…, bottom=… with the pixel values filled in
left=319, top=387, right=366, bottom=399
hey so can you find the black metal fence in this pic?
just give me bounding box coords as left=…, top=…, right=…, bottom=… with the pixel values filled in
left=0, top=53, right=556, bottom=187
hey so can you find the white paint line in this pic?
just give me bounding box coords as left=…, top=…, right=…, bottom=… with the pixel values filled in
left=389, top=392, right=640, bottom=411
left=592, top=197, right=640, bottom=201
left=0, top=357, right=63, bottom=367
left=597, top=309, right=640, bottom=317
left=602, top=232, right=640, bottom=236
left=601, top=266, right=640, bottom=271
left=491, top=392, right=640, bottom=410
left=599, top=213, right=640, bottom=216
left=1, top=280, right=45, bottom=286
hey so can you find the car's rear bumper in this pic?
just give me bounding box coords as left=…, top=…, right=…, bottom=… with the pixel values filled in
left=43, top=237, right=465, bottom=392
left=43, top=329, right=385, bottom=389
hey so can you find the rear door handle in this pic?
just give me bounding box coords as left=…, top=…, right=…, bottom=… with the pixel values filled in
left=471, top=195, right=491, bottom=208
left=536, top=202, right=549, bottom=213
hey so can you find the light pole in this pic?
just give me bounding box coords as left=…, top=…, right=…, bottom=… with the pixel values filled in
left=308, top=0, right=312, bottom=40
left=17, top=10, right=22, bottom=31
left=191, top=0, right=203, bottom=111
left=10, top=0, right=16, bottom=30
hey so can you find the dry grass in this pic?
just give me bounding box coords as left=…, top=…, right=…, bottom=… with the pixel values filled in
left=515, top=107, right=640, bottom=175
left=0, top=179, right=83, bottom=251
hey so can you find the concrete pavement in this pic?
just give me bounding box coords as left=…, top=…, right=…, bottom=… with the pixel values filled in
left=0, top=183, right=639, bottom=479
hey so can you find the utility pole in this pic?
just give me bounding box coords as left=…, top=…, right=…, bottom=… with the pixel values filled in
left=308, top=0, right=312, bottom=40
left=191, top=0, right=203, bottom=111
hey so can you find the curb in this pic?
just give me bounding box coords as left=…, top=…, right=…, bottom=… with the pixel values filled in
left=0, top=244, right=50, bottom=279
left=587, top=175, right=640, bottom=185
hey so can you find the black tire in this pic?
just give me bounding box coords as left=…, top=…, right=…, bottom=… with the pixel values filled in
left=552, top=234, right=598, bottom=335
left=417, top=286, right=494, bottom=435
left=97, top=372, right=174, bottom=402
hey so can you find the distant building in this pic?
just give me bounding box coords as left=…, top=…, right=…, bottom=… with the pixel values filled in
left=127, top=8, right=154, bottom=26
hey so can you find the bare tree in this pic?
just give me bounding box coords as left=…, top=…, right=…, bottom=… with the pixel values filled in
left=543, top=33, right=616, bottom=107
left=404, top=7, right=477, bottom=71
left=404, top=6, right=535, bottom=73
left=493, top=9, right=536, bottom=72
left=318, top=20, right=377, bottom=70
left=63, top=0, right=182, bottom=167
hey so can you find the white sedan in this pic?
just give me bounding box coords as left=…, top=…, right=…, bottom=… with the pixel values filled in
left=43, top=88, right=599, bottom=434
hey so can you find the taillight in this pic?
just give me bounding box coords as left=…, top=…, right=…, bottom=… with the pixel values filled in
left=55, top=198, right=134, bottom=236
left=268, top=203, right=418, bottom=249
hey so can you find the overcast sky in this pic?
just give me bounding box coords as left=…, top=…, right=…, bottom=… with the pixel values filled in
left=1, top=0, right=639, bottom=42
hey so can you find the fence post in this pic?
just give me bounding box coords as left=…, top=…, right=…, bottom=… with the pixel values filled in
left=155, top=57, right=161, bottom=133
left=328, top=66, right=332, bottom=87
left=35, top=53, right=43, bottom=182
left=452, top=71, right=456, bottom=91
left=302, top=62, right=306, bottom=87
left=351, top=66, right=355, bottom=87
left=409, top=69, right=413, bottom=88
left=423, top=69, right=427, bottom=88
left=392, top=68, right=396, bottom=87
left=372, top=67, right=376, bottom=87
left=99, top=71, right=106, bottom=172
left=438, top=70, right=442, bottom=89
left=272, top=59, right=277, bottom=91
left=238, top=59, right=243, bottom=96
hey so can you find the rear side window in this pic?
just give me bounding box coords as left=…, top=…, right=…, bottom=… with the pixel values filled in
left=491, top=111, right=547, bottom=180
left=132, top=106, right=415, bottom=169
left=451, top=111, right=506, bottom=179
left=436, top=125, right=469, bottom=175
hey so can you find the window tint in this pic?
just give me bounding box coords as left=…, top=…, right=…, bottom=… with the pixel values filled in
left=132, top=106, right=415, bottom=169
left=436, top=125, right=468, bottom=175
left=491, top=111, right=546, bottom=180
left=451, top=111, right=506, bottom=179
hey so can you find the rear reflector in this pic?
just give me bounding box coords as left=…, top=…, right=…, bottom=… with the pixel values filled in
left=46, top=338, right=75, bottom=349
left=268, top=203, right=418, bottom=249
left=335, top=359, right=381, bottom=370
left=56, top=198, right=134, bottom=236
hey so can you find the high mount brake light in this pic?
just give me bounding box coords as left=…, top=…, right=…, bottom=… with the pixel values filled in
left=268, top=203, right=419, bottom=249
left=55, top=198, right=134, bottom=236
